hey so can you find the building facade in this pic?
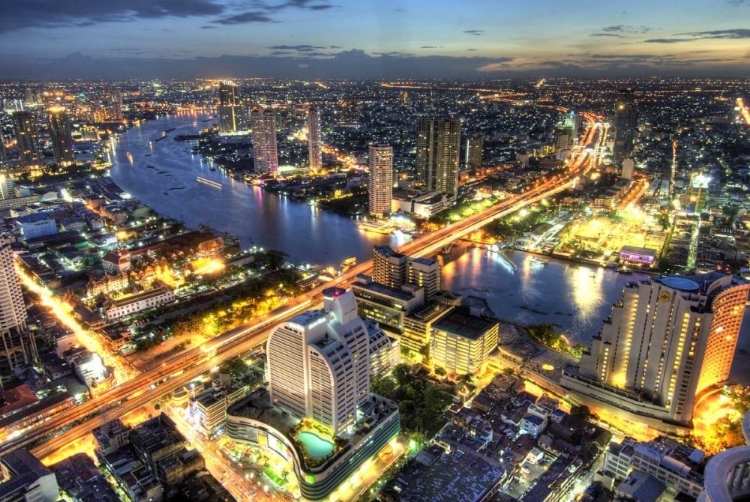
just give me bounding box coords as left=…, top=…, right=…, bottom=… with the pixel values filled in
left=250, top=107, right=279, bottom=175
left=368, top=144, right=393, bottom=217
left=13, top=111, right=39, bottom=165
left=416, top=117, right=461, bottom=198
left=407, top=257, right=440, bottom=303
left=613, top=89, right=638, bottom=164
left=372, top=246, right=407, bottom=288
left=0, top=235, right=32, bottom=378
left=431, top=306, right=499, bottom=376
left=563, top=274, right=750, bottom=424
left=0, top=449, right=59, bottom=502
left=267, top=288, right=370, bottom=435
left=217, top=82, right=247, bottom=134
left=103, top=287, right=175, bottom=322
left=307, top=106, right=322, bottom=170
left=48, top=108, right=75, bottom=165
left=466, top=135, right=484, bottom=172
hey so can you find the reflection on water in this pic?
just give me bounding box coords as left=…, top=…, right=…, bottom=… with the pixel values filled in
left=108, top=112, right=407, bottom=267
left=442, top=248, right=649, bottom=345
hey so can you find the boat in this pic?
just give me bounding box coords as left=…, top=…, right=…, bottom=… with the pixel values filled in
left=530, top=256, right=548, bottom=265
left=165, top=127, right=176, bottom=133
left=126, top=152, right=133, bottom=163
left=209, top=167, right=217, bottom=172
left=617, top=267, right=633, bottom=275
left=196, top=177, right=222, bottom=188
left=357, top=221, right=393, bottom=235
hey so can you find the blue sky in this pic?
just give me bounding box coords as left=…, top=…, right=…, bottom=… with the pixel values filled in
left=1, top=0, right=748, bottom=79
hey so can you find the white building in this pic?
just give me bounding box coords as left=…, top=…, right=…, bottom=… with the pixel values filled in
left=365, top=320, right=399, bottom=378
left=307, top=106, right=322, bottom=170
left=0, top=235, right=32, bottom=377
left=14, top=213, right=57, bottom=241
left=267, top=288, right=370, bottom=435
left=250, top=107, right=278, bottom=175
left=368, top=144, right=393, bottom=217
left=563, top=274, right=750, bottom=424
left=103, top=287, right=175, bottom=322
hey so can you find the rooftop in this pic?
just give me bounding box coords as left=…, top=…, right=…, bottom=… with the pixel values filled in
left=352, top=280, right=416, bottom=303
left=433, top=307, right=499, bottom=340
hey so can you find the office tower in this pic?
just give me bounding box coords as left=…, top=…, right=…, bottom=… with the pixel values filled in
left=621, top=158, right=635, bottom=180
left=13, top=111, right=39, bottom=165
left=466, top=135, right=483, bottom=172
left=23, top=88, right=34, bottom=106
left=0, top=235, right=33, bottom=377
left=368, top=144, right=393, bottom=217
left=0, top=449, right=59, bottom=502
left=613, top=89, right=638, bottom=164
left=431, top=304, right=499, bottom=376
left=564, top=274, right=750, bottom=424
left=217, top=82, right=247, bottom=134
left=407, top=257, right=440, bottom=302
left=416, top=117, right=461, bottom=198
left=372, top=246, right=407, bottom=288
left=307, top=105, right=322, bottom=170
left=571, top=111, right=583, bottom=134
left=267, top=288, right=370, bottom=435
left=48, top=108, right=75, bottom=165
left=109, top=89, right=123, bottom=120
left=0, top=138, right=6, bottom=167
left=250, top=107, right=279, bottom=175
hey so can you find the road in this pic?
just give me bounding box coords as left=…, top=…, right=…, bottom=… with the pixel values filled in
left=8, top=114, right=604, bottom=462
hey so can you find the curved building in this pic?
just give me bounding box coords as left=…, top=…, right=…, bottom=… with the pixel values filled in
left=563, top=273, right=749, bottom=427
left=699, top=411, right=750, bottom=502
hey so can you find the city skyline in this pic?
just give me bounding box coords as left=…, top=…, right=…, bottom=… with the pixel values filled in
left=0, top=0, right=749, bottom=79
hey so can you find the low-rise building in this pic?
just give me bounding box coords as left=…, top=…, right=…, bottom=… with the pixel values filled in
left=14, top=213, right=57, bottom=241
left=87, top=273, right=129, bottom=297
left=352, top=275, right=424, bottom=335
left=430, top=305, right=499, bottom=377
left=102, top=287, right=175, bottom=322
left=102, top=249, right=131, bottom=275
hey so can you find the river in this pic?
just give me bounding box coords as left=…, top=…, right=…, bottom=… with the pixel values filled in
left=109, top=113, right=750, bottom=384
left=107, top=111, right=408, bottom=269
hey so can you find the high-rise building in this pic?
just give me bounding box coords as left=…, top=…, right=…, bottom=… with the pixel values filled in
left=267, top=288, right=370, bottom=435
left=368, top=144, right=393, bottom=217
left=13, top=111, right=39, bottom=165
left=0, top=175, right=15, bottom=201
left=372, top=246, right=407, bottom=288
left=0, top=138, right=6, bottom=167
left=613, top=89, right=638, bottom=164
left=48, top=108, right=75, bottom=165
left=0, top=234, right=33, bottom=377
left=562, top=274, right=750, bottom=425
left=250, top=107, right=278, bottom=175
left=407, top=257, right=440, bottom=302
left=23, top=88, right=34, bottom=106
left=217, top=82, right=247, bottom=134
left=307, top=105, right=322, bottom=170
left=431, top=304, right=499, bottom=376
left=465, top=136, right=483, bottom=172
left=416, top=117, right=461, bottom=198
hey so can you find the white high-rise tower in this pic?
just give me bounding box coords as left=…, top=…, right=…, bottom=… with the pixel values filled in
left=368, top=144, right=393, bottom=217
left=250, top=107, right=279, bottom=175
left=0, top=234, right=32, bottom=377
left=266, top=288, right=370, bottom=435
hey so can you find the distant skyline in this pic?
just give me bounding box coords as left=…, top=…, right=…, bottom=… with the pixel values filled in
left=1, top=0, right=749, bottom=79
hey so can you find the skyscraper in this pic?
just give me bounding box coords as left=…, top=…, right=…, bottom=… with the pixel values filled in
left=466, top=135, right=483, bottom=172
left=250, top=107, right=279, bottom=175
left=613, top=89, right=638, bottom=164
left=48, top=108, right=75, bottom=165
left=563, top=274, right=750, bottom=425
left=0, top=138, right=6, bottom=167
left=0, top=234, right=33, bottom=377
left=416, top=117, right=461, bottom=198
left=307, top=105, right=322, bottom=170
left=368, top=144, right=393, bottom=217
left=372, top=246, right=407, bottom=288
left=267, top=288, right=370, bottom=435
left=217, top=82, right=247, bottom=134
left=13, top=111, right=39, bottom=165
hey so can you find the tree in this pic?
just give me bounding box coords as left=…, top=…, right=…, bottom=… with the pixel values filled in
left=418, top=343, right=431, bottom=365
left=392, top=363, right=412, bottom=386
left=435, top=367, right=447, bottom=377
left=371, top=376, right=397, bottom=398
left=265, top=250, right=288, bottom=271
left=571, top=405, right=595, bottom=420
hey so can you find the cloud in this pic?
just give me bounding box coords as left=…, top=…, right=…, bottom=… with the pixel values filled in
left=211, top=0, right=336, bottom=26
left=727, top=0, right=747, bottom=5
left=419, top=45, right=442, bottom=49
left=211, top=11, right=276, bottom=25
left=601, top=25, right=653, bottom=34
left=268, top=44, right=327, bottom=51
left=590, top=33, right=627, bottom=38
left=464, top=30, right=484, bottom=36
left=646, top=28, right=750, bottom=43
left=0, top=0, right=225, bottom=33
left=466, top=48, right=478, bottom=51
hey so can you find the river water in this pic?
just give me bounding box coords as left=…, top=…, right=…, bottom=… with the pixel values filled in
left=107, top=111, right=408, bottom=269
left=109, top=113, right=750, bottom=383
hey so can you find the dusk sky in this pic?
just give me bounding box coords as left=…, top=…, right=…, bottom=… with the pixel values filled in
left=1, top=0, right=749, bottom=79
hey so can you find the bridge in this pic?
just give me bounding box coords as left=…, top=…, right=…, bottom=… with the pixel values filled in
left=3, top=113, right=605, bottom=461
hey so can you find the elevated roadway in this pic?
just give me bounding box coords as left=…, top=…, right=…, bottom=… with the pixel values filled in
left=15, top=114, right=603, bottom=460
